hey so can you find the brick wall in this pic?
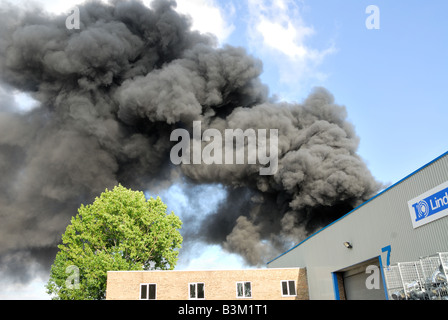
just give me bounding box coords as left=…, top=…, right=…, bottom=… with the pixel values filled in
left=106, top=268, right=308, bottom=300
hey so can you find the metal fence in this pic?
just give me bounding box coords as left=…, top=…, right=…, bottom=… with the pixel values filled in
left=383, top=252, right=448, bottom=300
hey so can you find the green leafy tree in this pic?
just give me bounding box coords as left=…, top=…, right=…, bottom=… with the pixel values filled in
left=46, top=184, right=183, bottom=300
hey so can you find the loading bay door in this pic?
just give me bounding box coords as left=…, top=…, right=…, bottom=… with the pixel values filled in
left=336, top=257, right=387, bottom=300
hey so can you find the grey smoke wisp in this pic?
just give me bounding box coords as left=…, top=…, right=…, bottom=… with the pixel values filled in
left=0, top=0, right=381, bottom=282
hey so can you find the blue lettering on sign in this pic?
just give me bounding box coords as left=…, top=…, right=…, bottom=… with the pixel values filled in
left=411, top=188, right=448, bottom=222
left=408, top=181, right=448, bottom=229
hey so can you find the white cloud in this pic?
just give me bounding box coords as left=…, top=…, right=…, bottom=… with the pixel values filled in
left=14, top=91, right=39, bottom=112
left=0, top=278, right=49, bottom=300
left=246, top=0, right=336, bottom=100
left=251, top=0, right=315, bottom=60
left=256, top=19, right=306, bottom=59
left=20, top=0, right=235, bottom=44
left=177, top=244, right=247, bottom=271
left=174, top=0, right=235, bottom=45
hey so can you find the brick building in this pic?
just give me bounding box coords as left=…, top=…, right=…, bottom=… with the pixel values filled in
left=106, top=268, right=308, bottom=300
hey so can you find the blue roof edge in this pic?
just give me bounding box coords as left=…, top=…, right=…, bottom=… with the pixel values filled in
left=266, top=149, right=448, bottom=265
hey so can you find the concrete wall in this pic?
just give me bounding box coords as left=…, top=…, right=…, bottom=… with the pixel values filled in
left=106, top=268, right=308, bottom=300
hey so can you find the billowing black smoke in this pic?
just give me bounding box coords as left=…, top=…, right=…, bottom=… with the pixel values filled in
left=0, top=0, right=381, bottom=282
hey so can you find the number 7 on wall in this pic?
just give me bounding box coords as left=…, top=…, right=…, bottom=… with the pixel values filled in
left=381, top=245, right=391, bottom=269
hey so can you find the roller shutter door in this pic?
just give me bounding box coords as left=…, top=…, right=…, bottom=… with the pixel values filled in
left=342, top=258, right=386, bottom=300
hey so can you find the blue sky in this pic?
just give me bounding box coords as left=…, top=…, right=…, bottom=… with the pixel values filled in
left=175, top=0, right=448, bottom=273
left=170, top=0, right=448, bottom=270
left=218, top=0, right=448, bottom=187
left=5, top=0, right=448, bottom=299
left=168, top=0, right=448, bottom=187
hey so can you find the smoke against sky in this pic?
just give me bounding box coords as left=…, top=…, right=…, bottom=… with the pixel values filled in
left=0, top=0, right=383, bottom=288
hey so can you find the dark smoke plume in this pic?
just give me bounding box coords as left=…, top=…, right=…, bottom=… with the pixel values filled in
left=0, top=0, right=381, bottom=282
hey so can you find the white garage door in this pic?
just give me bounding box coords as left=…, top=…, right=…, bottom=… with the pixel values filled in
left=342, top=258, right=386, bottom=300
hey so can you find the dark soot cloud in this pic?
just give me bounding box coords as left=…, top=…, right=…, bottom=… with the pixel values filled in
left=0, top=0, right=381, bottom=282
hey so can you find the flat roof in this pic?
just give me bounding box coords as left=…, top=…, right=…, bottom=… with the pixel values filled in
left=107, top=267, right=302, bottom=273
left=267, top=150, right=448, bottom=265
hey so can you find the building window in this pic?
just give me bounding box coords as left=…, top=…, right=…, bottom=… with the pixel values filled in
left=189, top=283, right=205, bottom=299
left=140, top=283, right=156, bottom=300
left=281, top=280, right=296, bottom=296
left=236, top=281, right=252, bottom=298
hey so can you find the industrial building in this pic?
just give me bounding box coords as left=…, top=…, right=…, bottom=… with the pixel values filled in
left=267, top=151, right=448, bottom=300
